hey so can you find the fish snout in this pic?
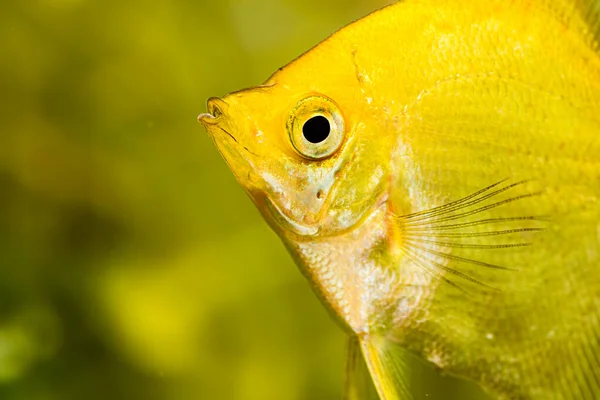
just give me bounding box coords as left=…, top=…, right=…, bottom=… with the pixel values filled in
left=198, top=97, right=229, bottom=126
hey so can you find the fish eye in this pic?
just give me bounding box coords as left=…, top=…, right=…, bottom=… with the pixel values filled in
left=303, top=115, right=330, bottom=143
left=287, top=95, right=345, bottom=159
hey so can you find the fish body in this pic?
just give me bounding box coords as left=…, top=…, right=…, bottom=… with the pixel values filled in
left=200, top=0, right=600, bottom=398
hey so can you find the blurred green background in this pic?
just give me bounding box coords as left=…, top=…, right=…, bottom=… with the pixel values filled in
left=0, top=0, right=490, bottom=398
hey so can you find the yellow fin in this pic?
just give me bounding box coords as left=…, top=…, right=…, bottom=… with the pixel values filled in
left=392, top=179, right=548, bottom=294
left=344, top=335, right=379, bottom=400
left=359, top=336, right=412, bottom=400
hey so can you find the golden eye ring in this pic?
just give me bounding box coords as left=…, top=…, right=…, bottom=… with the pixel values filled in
left=287, top=95, right=345, bottom=160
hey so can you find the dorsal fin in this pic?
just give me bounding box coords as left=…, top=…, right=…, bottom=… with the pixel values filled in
left=580, top=0, right=600, bottom=48
left=544, top=0, right=600, bottom=52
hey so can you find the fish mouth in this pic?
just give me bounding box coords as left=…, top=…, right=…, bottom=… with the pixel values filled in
left=214, top=125, right=240, bottom=145
left=198, top=97, right=227, bottom=123
left=199, top=114, right=259, bottom=159
left=201, top=124, right=257, bottom=195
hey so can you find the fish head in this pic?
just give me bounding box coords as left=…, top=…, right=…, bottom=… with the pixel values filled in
left=199, top=50, right=392, bottom=239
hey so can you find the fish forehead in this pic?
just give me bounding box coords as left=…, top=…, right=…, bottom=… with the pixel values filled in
left=269, top=0, right=599, bottom=111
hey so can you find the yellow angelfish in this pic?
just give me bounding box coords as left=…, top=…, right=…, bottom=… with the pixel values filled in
left=199, top=0, right=600, bottom=398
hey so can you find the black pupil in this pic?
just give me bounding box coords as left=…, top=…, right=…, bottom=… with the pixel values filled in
left=302, top=115, right=330, bottom=144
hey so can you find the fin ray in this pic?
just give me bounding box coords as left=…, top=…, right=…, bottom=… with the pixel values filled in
left=359, top=336, right=412, bottom=400
left=344, top=335, right=379, bottom=400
